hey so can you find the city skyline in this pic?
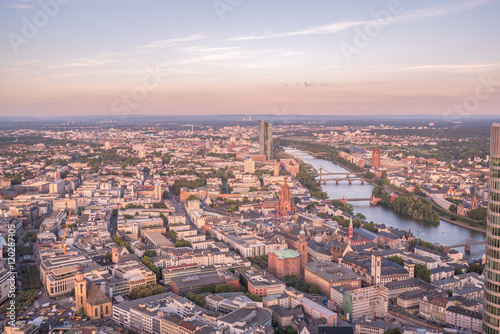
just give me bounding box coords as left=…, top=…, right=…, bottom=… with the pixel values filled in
left=0, top=0, right=499, bottom=117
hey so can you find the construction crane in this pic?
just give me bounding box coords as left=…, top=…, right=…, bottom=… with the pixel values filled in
left=61, top=206, right=72, bottom=255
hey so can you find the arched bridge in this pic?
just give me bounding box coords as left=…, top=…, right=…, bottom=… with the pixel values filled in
left=315, top=168, right=365, bottom=185
left=290, top=151, right=328, bottom=158
left=331, top=195, right=383, bottom=206
left=445, top=239, right=486, bottom=253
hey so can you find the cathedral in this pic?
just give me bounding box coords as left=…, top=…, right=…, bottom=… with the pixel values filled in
left=74, top=265, right=112, bottom=319
left=278, top=177, right=296, bottom=217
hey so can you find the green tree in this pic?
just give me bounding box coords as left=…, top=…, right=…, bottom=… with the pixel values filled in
left=186, top=292, right=206, bottom=307
left=167, top=230, right=177, bottom=242
left=362, top=222, right=378, bottom=233
left=385, top=329, right=402, bottom=334
left=415, top=264, right=431, bottom=282
left=364, top=172, right=374, bottom=179
left=467, top=263, right=484, bottom=274
left=215, top=283, right=236, bottom=293
left=454, top=267, right=463, bottom=275
left=308, top=284, right=320, bottom=294
left=356, top=212, right=367, bottom=220
left=143, top=250, right=157, bottom=258
left=200, top=285, right=216, bottom=293
left=467, top=207, right=487, bottom=221
left=387, top=255, right=404, bottom=266
left=449, top=204, right=457, bottom=213
left=244, top=293, right=263, bottom=302
left=129, top=283, right=165, bottom=300
left=175, top=240, right=192, bottom=248
left=186, top=194, right=198, bottom=201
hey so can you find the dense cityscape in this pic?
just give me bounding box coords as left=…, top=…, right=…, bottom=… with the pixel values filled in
left=0, top=117, right=497, bottom=334
left=1, top=0, right=499, bottom=333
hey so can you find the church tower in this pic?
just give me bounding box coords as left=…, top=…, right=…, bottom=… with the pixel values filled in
left=74, top=265, right=87, bottom=316
left=371, top=252, right=382, bottom=285
left=279, top=177, right=292, bottom=217
left=471, top=186, right=478, bottom=210
left=348, top=218, right=354, bottom=241
left=298, top=229, right=308, bottom=276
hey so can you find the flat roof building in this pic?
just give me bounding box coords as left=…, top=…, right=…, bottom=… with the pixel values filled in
left=171, top=269, right=239, bottom=295
left=304, top=260, right=362, bottom=296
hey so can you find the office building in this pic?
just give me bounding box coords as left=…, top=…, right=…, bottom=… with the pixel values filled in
left=483, top=122, right=500, bottom=334
left=304, top=261, right=361, bottom=296
left=171, top=270, right=239, bottom=295
left=258, top=120, right=273, bottom=160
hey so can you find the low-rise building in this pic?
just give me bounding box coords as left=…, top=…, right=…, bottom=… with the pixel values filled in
left=304, top=261, right=362, bottom=296
left=217, top=306, right=272, bottom=334
left=171, top=270, right=239, bottom=295
left=445, top=306, right=482, bottom=333
left=238, top=268, right=285, bottom=297
left=343, top=285, right=388, bottom=321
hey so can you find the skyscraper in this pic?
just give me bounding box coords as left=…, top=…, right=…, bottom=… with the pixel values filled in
left=372, top=147, right=381, bottom=168
left=258, top=120, right=273, bottom=160
left=483, top=122, right=500, bottom=334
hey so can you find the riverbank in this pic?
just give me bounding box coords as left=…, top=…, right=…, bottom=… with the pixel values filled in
left=438, top=215, right=486, bottom=233
left=284, top=147, right=486, bottom=259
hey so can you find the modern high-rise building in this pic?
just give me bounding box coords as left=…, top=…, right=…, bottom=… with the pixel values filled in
left=258, top=120, right=273, bottom=160
left=483, top=122, right=500, bottom=334
left=372, top=147, right=381, bottom=168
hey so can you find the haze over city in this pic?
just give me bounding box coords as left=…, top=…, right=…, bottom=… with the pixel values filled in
left=3, top=1, right=500, bottom=334
left=1, top=0, right=500, bottom=116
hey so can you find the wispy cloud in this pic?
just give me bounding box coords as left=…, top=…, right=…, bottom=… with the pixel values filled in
left=403, top=63, right=500, bottom=72
left=137, top=35, right=205, bottom=50
left=229, top=21, right=364, bottom=41
left=229, top=0, right=490, bottom=41
left=47, top=58, right=114, bottom=69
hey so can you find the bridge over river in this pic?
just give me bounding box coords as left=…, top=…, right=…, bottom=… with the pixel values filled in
left=285, top=147, right=486, bottom=259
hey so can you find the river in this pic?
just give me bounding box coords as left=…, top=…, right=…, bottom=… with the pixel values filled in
left=285, top=148, right=486, bottom=260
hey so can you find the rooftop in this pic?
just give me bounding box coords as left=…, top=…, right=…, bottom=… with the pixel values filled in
left=269, top=248, right=300, bottom=259
left=305, top=260, right=361, bottom=282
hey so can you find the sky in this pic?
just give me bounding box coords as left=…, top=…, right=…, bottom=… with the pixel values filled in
left=0, top=0, right=499, bottom=117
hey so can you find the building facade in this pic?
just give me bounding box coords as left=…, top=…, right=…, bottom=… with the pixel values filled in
left=483, top=122, right=500, bottom=334
left=74, top=266, right=112, bottom=319
left=372, top=148, right=381, bottom=168
left=258, top=120, right=273, bottom=160
left=268, top=248, right=301, bottom=280
left=303, top=261, right=361, bottom=296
